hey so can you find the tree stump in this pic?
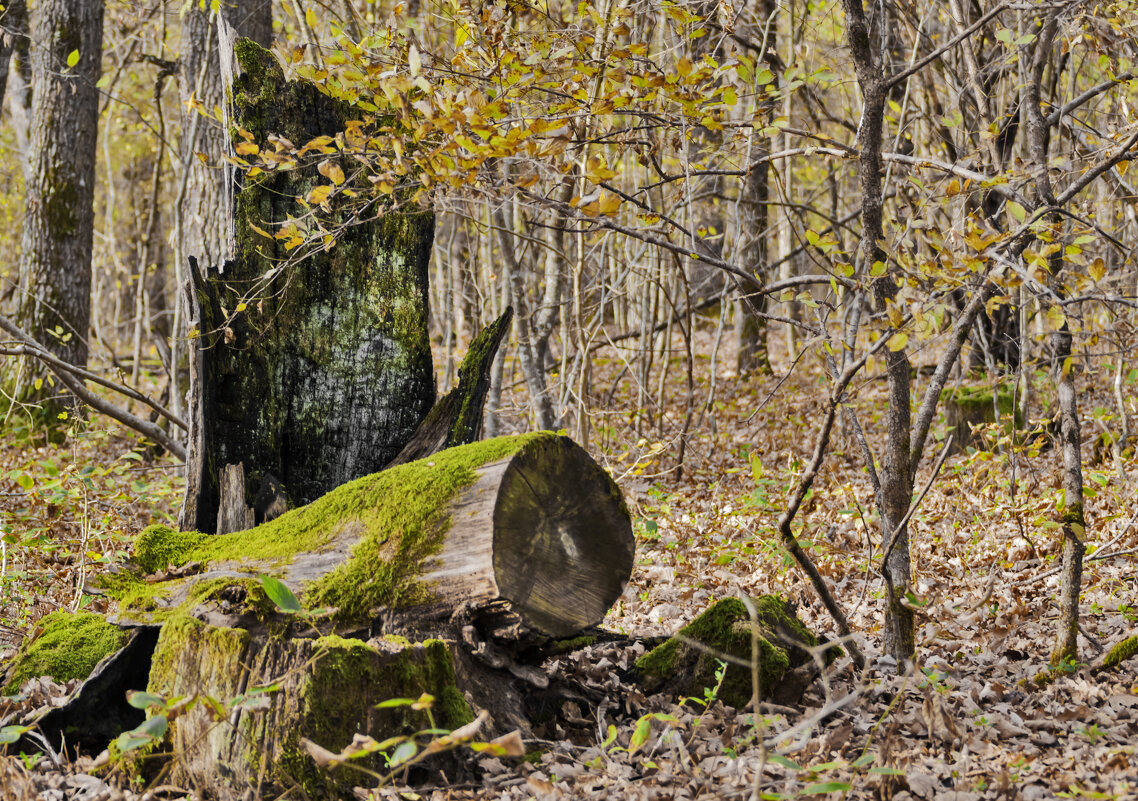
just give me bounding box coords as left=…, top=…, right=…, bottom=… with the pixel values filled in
left=941, top=385, right=1023, bottom=454
left=180, top=39, right=436, bottom=534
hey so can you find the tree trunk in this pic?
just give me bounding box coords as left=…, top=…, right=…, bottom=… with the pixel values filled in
left=179, top=41, right=436, bottom=532
left=177, top=0, right=272, bottom=270
left=841, top=0, right=915, bottom=668
left=16, top=0, right=103, bottom=389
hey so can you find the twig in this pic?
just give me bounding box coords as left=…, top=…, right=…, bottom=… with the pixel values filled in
left=0, top=314, right=187, bottom=461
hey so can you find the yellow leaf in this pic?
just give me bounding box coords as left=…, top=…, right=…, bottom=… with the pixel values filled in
left=1046, top=305, right=1066, bottom=330
left=585, top=154, right=618, bottom=184
left=1088, top=257, right=1106, bottom=282
left=235, top=141, right=260, bottom=156
left=1006, top=201, right=1026, bottom=224
left=945, top=179, right=961, bottom=197
left=235, top=302, right=247, bottom=313
left=318, top=160, right=345, bottom=185
left=886, top=332, right=908, bottom=351
left=66, top=49, right=80, bottom=68
left=597, top=190, right=621, bottom=215
left=305, top=7, right=317, bottom=29
left=886, top=303, right=904, bottom=328
left=307, top=184, right=334, bottom=206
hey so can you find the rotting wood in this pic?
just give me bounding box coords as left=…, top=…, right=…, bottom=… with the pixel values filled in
left=388, top=306, right=514, bottom=467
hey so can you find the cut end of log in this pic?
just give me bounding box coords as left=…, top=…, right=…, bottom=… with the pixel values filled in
left=491, top=435, right=634, bottom=636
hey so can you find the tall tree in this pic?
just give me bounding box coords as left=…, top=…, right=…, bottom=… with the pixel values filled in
left=16, top=0, right=104, bottom=382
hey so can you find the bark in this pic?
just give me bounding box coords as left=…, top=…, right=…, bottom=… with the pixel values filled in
left=389, top=307, right=513, bottom=466
left=16, top=0, right=103, bottom=381
left=1016, top=7, right=1086, bottom=665
left=179, top=42, right=436, bottom=533
left=1051, top=327, right=1085, bottom=665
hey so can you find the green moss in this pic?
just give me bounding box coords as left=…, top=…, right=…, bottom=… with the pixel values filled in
left=2, top=611, right=131, bottom=692
left=278, top=634, right=471, bottom=796
left=303, top=432, right=547, bottom=620
left=1102, top=635, right=1138, bottom=668
left=552, top=635, right=597, bottom=652
left=635, top=596, right=819, bottom=708
left=133, top=525, right=211, bottom=573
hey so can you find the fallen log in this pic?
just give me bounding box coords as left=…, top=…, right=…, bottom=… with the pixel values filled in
left=107, top=432, right=633, bottom=638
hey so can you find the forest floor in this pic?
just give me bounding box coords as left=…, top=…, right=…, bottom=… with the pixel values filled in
left=1, top=327, right=1137, bottom=800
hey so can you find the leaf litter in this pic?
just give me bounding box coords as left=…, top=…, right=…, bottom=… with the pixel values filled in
left=1, top=331, right=1137, bottom=799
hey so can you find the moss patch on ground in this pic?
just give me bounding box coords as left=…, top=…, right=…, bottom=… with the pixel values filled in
left=635, top=596, right=823, bottom=708
left=2, top=611, right=131, bottom=692
left=1103, top=635, right=1138, bottom=669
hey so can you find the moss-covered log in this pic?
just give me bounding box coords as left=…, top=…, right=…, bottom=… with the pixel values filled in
left=108, top=433, right=634, bottom=639
left=180, top=39, right=435, bottom=533
left=634, top=597, right=835, bottom=708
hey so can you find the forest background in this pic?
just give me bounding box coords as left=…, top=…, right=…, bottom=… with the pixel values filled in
left=1, top=0, right=1138, bottom=798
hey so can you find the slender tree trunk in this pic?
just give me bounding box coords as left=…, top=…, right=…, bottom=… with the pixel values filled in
left=1016, top=7, right=1087, bottom=665
left=16, top=0, right=104, bottom=385
left=842, top=0, right=915, bottom=667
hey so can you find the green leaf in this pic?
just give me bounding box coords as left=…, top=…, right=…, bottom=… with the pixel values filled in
left=375, top=697, right=418, bottom=709
left=0, top=725, right=29, bottom=745
left=869, top=766, right=906, bottom=776
left=802, top=781, right=853, bottom=795
left=629, top=715, right=652, bottom=753
left=66, top=49, right=80, bottom=68
left=389, top=740, right=418, bottom=767
left=127, top=691, right=165, bottom=710
left=766, top=754, right=802, bottom=771
left=260, top=575, right=301, bottom=613
left=1006, top=201, right=1027, bottom=223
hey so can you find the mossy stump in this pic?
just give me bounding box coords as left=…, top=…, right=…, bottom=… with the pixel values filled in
left=145, top=618, right=470, bottom=800
left=941, top=386, right=1023, bottom=454
left=635, top=597, right=831, bottom=708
